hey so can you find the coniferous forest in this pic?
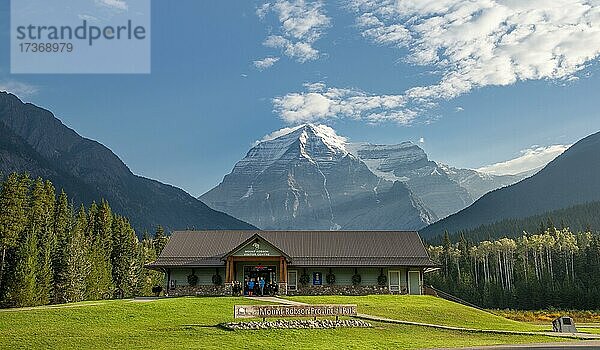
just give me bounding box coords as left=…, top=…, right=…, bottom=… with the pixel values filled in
left=426, top=224, right=600, bottom=310
left=0, top=172, right=166, bottom=308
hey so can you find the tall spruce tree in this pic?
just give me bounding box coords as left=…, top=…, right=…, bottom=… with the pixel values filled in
left=43, top=180, right=57, bottom=297
left=52, top=190, right=72, bottom=304
left=7, top=226, right=38, bottom=307
left=138, top=235, right=162, bottom=296
left=111, top=216, right=137, bottom=298
left=0, top=173, right=162, bottom=307
left=96, top=200, right=114, bottom=298
left=153, top=225, right=167, bottom=257
left=30, top=178, right=55, bottom=305
left=62, top=205, right=89, bottom=303
left=0, top=173, right=30, bottom=301
left=85, top=202, right=114, bottom=300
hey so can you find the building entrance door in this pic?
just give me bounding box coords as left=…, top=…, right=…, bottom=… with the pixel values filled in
left=243, top=265, right=277, bottom=295
left=408, top=271, right=421, bottom=295
left=388, top=271, right=401, bottom=293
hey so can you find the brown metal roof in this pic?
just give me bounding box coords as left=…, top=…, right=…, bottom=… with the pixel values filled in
left=146, top=230, right=436, bottom=269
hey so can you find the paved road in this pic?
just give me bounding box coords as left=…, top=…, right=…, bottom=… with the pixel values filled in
left=431, top=341, right=600, bottom=349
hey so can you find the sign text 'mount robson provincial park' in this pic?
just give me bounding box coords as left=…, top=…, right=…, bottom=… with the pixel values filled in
left=234, top=305, right=357, bottom=319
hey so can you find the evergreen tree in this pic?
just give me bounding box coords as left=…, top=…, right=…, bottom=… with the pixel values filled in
left=111, top=216, right=139, bottom=298
left=86, top=202, right=113, bottom=300
left=7, top=227, right=38, bottom=307
left=153, top=225, right=167, bottom=257
left=62, top=205, right=89, bottom=303
left=427, top=227, right=600, bottom=309
left=0, top=173, right=30, bottom=300
left=52, top=190, right=72, bottom=304
left=138, top=235, right=163, bottom=296
left=0, top=173, right=161, bottom=306
left=30, top=178, right=55, bottom=305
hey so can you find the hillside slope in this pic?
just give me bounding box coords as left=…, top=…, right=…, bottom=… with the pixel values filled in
left=0, top=92, right=255, bottom=233
left=431, top=200, right=600, bottom=244
left=421, top=131, right=600, bottom=238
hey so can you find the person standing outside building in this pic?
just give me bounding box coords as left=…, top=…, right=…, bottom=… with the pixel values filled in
left=259, top=277, right=266, bottom=296
left=248, top=278, right=255, bottom=296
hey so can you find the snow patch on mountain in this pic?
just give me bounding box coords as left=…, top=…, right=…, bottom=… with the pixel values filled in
left=258, top=124, right=348, bottom=154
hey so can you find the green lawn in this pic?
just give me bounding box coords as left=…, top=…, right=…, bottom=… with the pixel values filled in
left=0, top=297, right=566, bottom=350
left=287, top=295, right=550, bottom=332
left=578, top=327, right=600, bottom=335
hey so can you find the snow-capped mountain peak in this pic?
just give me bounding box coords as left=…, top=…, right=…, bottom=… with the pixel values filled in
left=201, top=124, right=530, bottom=229
left=258, top=123, right=348, bottom=155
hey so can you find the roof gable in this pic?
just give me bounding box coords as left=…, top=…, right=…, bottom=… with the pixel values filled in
left=227, top=233, right=289, bottom=258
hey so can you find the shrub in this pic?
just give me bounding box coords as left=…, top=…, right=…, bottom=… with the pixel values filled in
left=351, top=274, right=362, bottom=286
left=326, top=272, right=336, bottom=285
left=377, top=274, right=387, bottom=286
left=151, top=285, right=162, bottom=296
left=299, top=273, right=310, bottom=286
left=187, top=274, right=198, bottom=286
left=212, top=274, right=222, bottom=285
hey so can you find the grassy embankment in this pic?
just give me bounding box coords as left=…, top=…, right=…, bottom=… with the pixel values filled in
left=287, top=295, right=550, bottom=332
left=494, top=309, right=600, bottom=335
left=0, top=296, right=569, bottom=350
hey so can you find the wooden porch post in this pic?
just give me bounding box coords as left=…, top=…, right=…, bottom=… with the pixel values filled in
left=225, top=257, right=231, bottom=283
left=279, top=257, right=284, bottom=282
left=282, top=259, right=287, bottom=283
left=231, top=257, right=236, bottom=282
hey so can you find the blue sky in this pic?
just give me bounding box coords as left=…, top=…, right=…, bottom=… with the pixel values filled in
left=1, top=0, right=599, bottom=196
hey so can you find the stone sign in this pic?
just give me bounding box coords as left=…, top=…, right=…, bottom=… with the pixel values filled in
left=552, top=316, right=578, bottom=333
left=234, top=304, right=357, bottom=319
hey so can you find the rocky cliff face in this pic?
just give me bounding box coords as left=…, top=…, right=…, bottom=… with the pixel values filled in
left=348, top=143, right=473, bottom=219
left=201, top=124, right=437, bottom=230
left=0, top=92, right=255, bottom=234
left=438, top=164, right=530, bottom=201
left=202, top=124, right=532, bottom=229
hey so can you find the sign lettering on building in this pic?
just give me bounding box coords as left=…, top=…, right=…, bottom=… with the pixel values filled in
left=238, top=241, right=276, bottom=257
left=233, top=304, right=358, bottom=319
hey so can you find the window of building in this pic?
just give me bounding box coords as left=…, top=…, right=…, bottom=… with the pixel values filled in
left=388, top=270, right=401, bottom=292
left=287, top=270, right=298, bottom=291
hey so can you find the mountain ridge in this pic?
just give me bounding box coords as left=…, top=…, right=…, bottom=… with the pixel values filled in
left=201, top=124, right=531, bottom=230
left=420, top=130, right=600, bottom=239
left=201, top=124, right=437, bottom=230
left=0, top=92, right=255, bottom=234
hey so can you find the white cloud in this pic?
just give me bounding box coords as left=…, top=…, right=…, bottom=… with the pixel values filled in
left=257, top=0, right=331, bottom=62
left=0, top=81, right=39, bottom=97
left=256, top=3, right=271, bottom=19
left=253, top=56, right=280, bottom=70
left=273, top=0, right=600, bottom=124
left=256, top=125, right=305, bottom=145
left=78, top=14, right=99, bottom=21
left=477, top=144, right=570, bottom=175
left=95, top=0, right=128, bottom=11
left=272, top=82, right=415, bottom=124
